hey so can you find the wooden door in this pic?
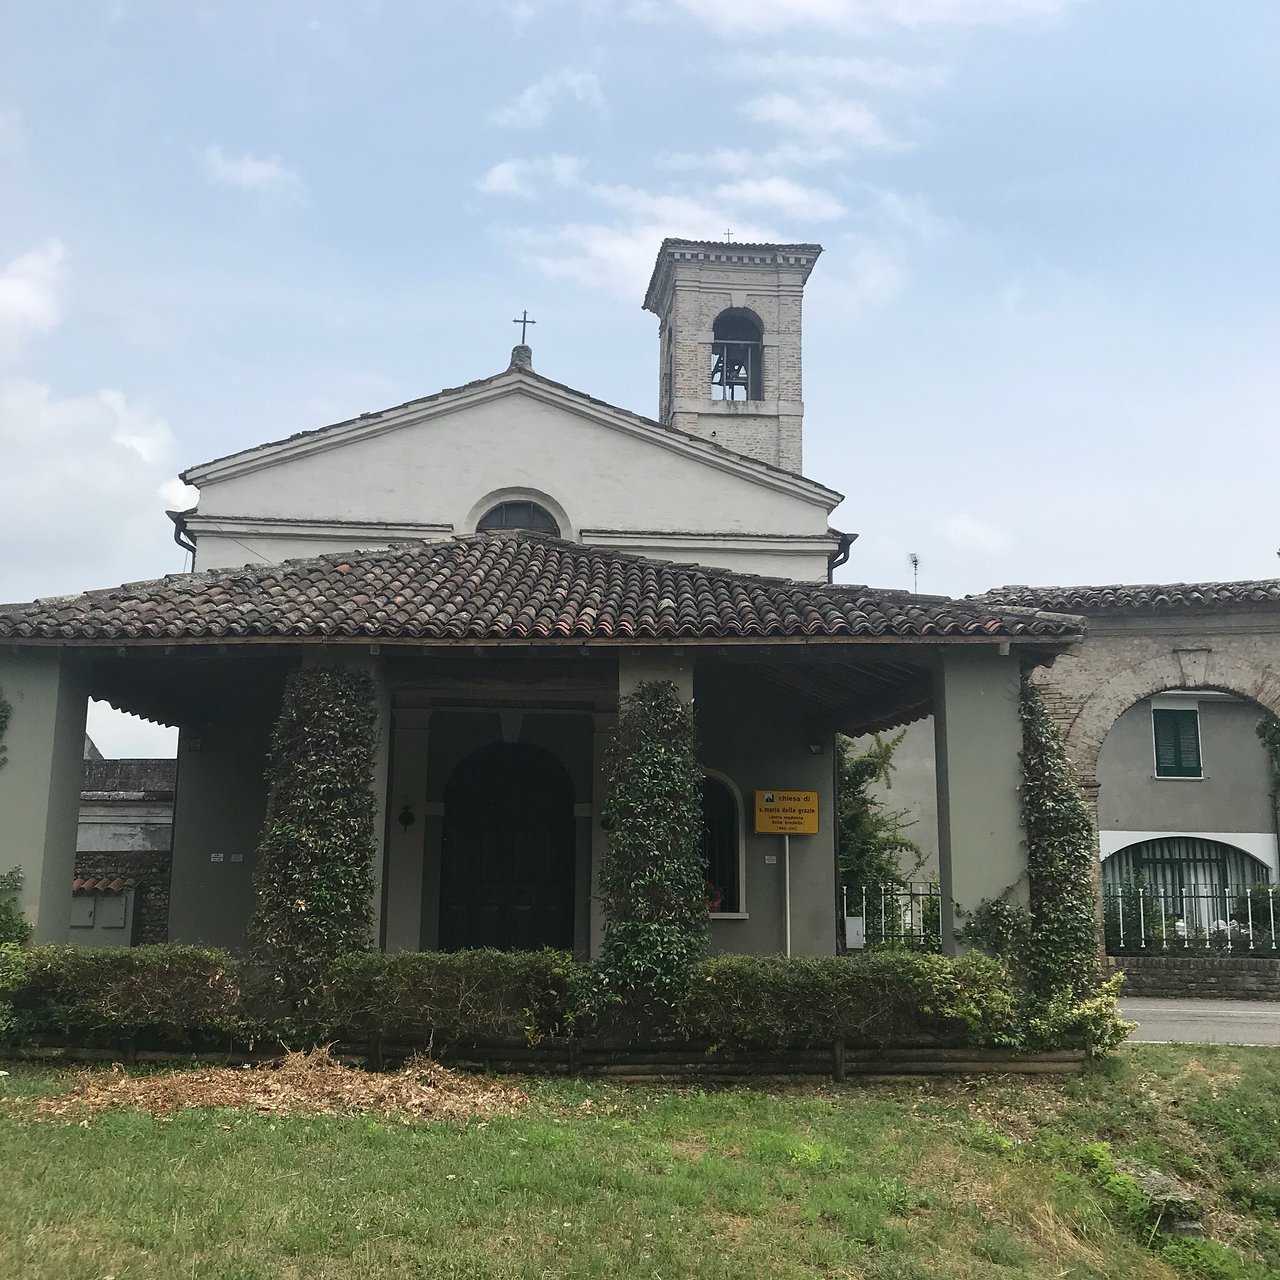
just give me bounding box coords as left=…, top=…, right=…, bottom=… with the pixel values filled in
left=439, top=742, right=575, bottom=951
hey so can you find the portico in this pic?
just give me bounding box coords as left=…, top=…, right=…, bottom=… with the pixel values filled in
left=0, top=532, right=1082, bottom=957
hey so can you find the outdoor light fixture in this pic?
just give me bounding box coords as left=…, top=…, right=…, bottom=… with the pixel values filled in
left=397, top=804, right=416, bottom=833
left=807, top=742, right=825, bottom=756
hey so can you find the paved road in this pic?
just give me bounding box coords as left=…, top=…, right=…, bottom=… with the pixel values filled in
left=1121, top=998, right=1280, bottom=1046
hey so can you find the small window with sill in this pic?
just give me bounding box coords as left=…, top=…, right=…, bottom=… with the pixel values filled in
left=1153, top=706, right=1202, bottom=778
left=700, top=775, right=741, bottom=914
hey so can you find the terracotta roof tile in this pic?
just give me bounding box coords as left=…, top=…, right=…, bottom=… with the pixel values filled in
left=0, top=534, right=1084, bottom=645
left=72, top=876, right=139, bottom=894
left=980, top=581, right=1280, bottom=613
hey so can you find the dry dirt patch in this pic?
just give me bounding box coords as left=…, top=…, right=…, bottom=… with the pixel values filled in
left=12, top=1048, right=528, bottom=1124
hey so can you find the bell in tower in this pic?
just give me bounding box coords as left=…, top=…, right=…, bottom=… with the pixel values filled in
left=643, top=238, right=822, bottom=473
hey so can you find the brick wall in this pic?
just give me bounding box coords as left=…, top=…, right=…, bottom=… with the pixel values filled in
left=1029, top=618, right=1280, bottom=783
left=1114, top=954, right=1280, bottom=1000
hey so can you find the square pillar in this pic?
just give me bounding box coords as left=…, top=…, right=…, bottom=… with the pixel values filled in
left=618, top=648, right=694, bottom=703
left=933, top=650, right=1026, bottom=955
left=0, top=649, right=89, bottom=942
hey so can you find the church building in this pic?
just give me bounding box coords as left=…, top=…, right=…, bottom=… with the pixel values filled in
left=0, top=239, right=1082, bottom=958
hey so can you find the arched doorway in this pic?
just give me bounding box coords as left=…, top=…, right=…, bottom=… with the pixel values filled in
left=439, top=742, right=575, bottom=951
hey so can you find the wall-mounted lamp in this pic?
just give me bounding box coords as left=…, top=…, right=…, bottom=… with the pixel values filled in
left=807, top=742, right=825, bottom=756
left=397, top=804, right=416, bottom=834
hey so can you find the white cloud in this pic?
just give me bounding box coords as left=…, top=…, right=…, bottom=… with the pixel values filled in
left=656, top=142, right=845, bottom=174
left=0, top=240, right=186, bottom=606
left=655, top=148, right=752, bottom=175
left=0, top=376, right=186, bottom=602
left=725, top=53, right=947, bottom=91
left=714, top=176, right=845, bottom=221
left=674, top=0, right=1073, bottom=34
left=477, top=154, right=584, bottom=198
left=202, top=145, right=306, bottom=196
left=743, top=92, right=906, bottom=150
left=506, top=196, right=779, bottom=298
left=827, top=239, right=907, bottom=309
left=0, top=240, right=67, bottom=361
left=870, top=188, right=950, bottom=243
left=491, top=70, right=606, bottom=129
left=934, top=513, right=1013, bottom=554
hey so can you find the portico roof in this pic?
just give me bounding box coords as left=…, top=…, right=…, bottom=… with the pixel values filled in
left=0, top=533, right=1084, bottom=647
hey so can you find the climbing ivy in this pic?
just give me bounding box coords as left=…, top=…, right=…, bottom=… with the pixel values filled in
left=836, top=730, right=924, bottom=896
left=1257, top=716, right=1280, bottom=828
left=0, top=689, right=27, bottom=946
left=247, top=666, right=379, bottom=1014
left=1019, top=675, right=1101, bottom=1000
left=596, top=680, right=708, bottom=1025
left=0, top=683, right=10, bottom=773
left=966, top=677, right=1128, bottom=1053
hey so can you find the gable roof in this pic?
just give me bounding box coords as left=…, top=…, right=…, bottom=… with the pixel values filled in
left=180, top=351, right=843, bottom=509
left=980, top=580, right=1280, bottom=613
left=0, top=533, right=1083, bottom=646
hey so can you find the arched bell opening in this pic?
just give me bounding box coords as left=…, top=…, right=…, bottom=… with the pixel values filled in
left=710, top=308, right=763, bottom=401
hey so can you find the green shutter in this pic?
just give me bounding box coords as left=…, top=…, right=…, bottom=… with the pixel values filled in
left=1153, top=708, right=1202, bottom=777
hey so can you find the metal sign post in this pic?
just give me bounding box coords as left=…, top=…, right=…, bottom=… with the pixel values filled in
left=754, top=790, right=819, bottom=958
left=783, top=832, right=791, bottom=956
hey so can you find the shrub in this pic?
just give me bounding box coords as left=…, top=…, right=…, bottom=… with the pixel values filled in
left=321, top=949, right=578, bottom=1044
left=596, top=680, right=708, bottom=1023
left=0, top=866, right=30, bottom=947
left=677, top=951, right=1020, bottom=1049
left=247, top=666, right=380, bottom=1014
left=6, top=945, right=242, bottom=1043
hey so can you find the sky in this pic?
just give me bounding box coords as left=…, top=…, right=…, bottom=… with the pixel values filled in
left=1, top=0, right=1277, bottom=754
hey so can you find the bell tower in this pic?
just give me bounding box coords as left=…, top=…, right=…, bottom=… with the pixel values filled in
left=642, top=238, right=822, bottom=474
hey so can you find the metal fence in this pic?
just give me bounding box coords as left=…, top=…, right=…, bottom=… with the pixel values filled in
left=843, top=883, right=942, bottom=952
left=1103, top=882, right=1280, bottom=955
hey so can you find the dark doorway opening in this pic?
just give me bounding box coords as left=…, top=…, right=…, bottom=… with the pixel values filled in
left=439, top=742, right=576, bottom=951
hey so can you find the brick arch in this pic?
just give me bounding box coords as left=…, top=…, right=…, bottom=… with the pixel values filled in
left=1065, top=651, right=1280, bottom=784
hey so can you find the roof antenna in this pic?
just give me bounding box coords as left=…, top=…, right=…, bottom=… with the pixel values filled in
left=908, top=553, right=919, bottom=593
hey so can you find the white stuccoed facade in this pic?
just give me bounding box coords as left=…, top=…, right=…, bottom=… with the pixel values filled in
left=178, top=239, right=845, bottom=581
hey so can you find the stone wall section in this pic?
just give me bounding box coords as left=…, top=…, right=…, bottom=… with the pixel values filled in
left=1115, top=954, right=1280, bottom=1000
left=72, top=848, right=171, bottom=944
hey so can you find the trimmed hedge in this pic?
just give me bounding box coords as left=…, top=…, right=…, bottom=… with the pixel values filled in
left=0, top=944, right=241, bottom=1044
left=0, top=943, right=1098, bottom=1054
left=677, top=951, right=1020, bottom=1049
left=321, top=949, right=578, bottom=1044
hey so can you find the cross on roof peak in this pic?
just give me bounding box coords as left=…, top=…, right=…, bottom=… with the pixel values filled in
left=512, top=309, right=537, bottom=343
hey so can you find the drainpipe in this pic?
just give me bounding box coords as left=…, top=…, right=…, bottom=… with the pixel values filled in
left=826, top=529, right=856, bottom=582
left=166, top=509, right=197, bottom=557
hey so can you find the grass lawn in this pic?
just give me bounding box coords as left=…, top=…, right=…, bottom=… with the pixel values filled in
left=2, top=1045, right=1278, bottom=1279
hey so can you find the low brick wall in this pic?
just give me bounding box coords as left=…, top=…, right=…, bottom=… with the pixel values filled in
left=1114, top=954, right=1280, bottom=1000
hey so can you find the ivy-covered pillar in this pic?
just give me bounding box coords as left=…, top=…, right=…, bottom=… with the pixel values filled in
left=302, top=649, right=391, bottom=947
left=0, top=648, right=89, bottom=942
left=588, top=650, right=695, bottom=957
left=933, top=649, right=1027, bottom=955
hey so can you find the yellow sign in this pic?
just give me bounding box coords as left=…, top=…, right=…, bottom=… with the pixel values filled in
left=754, top=790, right=819, bottom=835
